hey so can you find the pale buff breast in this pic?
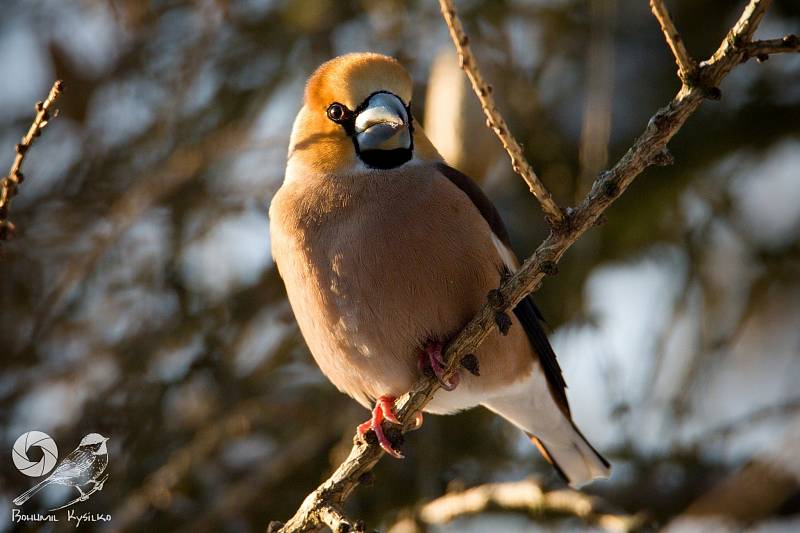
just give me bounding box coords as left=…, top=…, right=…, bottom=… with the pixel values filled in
left=269, top=162, right=534, bottom=411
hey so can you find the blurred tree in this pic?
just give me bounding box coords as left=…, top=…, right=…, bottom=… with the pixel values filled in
left=0, top=1, right=799, bottom=532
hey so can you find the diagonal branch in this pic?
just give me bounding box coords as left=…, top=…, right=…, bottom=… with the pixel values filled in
left=274, top=1, right=783, bottom=531
left=649, top=0, right=698, bottom=83
left=702, top=0, right=772, bottom=83
left=0, top=80, right=64, bottom=246
left=438, top=0, right=565, bottom=227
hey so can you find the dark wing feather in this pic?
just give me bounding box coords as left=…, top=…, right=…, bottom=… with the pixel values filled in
left=513, top=294, right=570, bottom=417
left=435, top=162, right=571, bottom=418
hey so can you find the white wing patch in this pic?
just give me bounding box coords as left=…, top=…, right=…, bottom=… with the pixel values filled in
left=491, top=233, right=519, bottom=272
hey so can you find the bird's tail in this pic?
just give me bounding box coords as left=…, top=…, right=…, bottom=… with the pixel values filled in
left=482, top=373, right=610, bottom=488
left=13, top=478, right=50, bottom=506
left=527, top=421, right=610, bottom=488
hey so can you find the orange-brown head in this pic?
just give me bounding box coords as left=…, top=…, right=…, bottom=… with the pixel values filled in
left=287, top=53, right=440, bottom=177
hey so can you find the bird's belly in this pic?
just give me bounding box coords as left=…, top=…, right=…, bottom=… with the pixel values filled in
left=287, top=241, right=491, bottom=404
left=272, top=233, right=419, bottom=407
left=271, top=171, right=532, bottom=410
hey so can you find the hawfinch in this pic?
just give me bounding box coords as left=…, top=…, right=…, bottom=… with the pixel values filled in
left=269, top=53, right=610, bottom=487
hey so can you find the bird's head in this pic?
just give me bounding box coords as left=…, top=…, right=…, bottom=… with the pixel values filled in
left=79, top=433, right=109, bottom=455
left=287, top=53, right=440, bottom=175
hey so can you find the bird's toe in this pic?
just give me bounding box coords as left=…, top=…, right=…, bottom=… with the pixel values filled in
left=357, top=396, right=405, bottom=458
left=418, top=340, right=459, bottom=390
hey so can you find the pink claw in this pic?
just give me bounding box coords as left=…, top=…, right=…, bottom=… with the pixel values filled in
left=357, top=396, right=405, bottom=458
left=417, top=340, right=460, bottom=391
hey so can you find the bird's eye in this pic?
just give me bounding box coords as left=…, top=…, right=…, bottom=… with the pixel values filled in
left=327, top=103, right=347, bottom=123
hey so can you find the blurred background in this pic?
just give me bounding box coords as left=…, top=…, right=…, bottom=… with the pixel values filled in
left=1, top=1, right=799, bottom=531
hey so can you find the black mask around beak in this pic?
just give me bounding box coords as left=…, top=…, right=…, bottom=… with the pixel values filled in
left=353, top=92, right=413, bottom=169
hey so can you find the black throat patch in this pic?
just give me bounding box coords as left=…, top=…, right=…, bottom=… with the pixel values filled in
left=357, top=147, right=413, bottom=169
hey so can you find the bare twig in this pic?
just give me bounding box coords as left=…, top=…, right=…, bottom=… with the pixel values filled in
left=0, top=80, right=64, bottom=245
left=437, top=0, right=565, bottom=227
left=702, top=0, right=771, bottom=83
left=415, top=479, right=643, bottom=531
left=743, top=34, right=800, bottom=61
left=649, top=1, right=698, bottom=83
left=276, top=1, right=782, bottom=531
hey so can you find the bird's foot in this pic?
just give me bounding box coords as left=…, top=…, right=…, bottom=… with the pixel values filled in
left=417, top=340, right=460, bottom=391
left=357, top=396, right=421, bottom=458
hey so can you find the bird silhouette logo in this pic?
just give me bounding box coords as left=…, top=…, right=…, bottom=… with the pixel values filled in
left=12, top=432, right=110, bottom=511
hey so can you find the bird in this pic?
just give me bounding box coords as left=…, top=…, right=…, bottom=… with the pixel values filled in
left=269, top=52, right=610, bottom=487
left=13, top=433, right=109, bottom=506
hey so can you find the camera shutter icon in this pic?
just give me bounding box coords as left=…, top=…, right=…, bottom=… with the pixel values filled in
left=12, top=431, right=59, bottom=477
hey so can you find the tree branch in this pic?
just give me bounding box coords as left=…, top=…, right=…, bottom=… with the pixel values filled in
left=702, top=0, right=771, bottom=84
left=319, top=504, right=361, bottom=533
left=414, top=479, right=643, bottom=531
left=274, top=1, right=784, bottom=531
left=0, top=80, right=64, bottom=246
left=743, top=34, right=800, bottom=61
left=438, top=0, right=565, bottom=227
left=649, top=0, right=698, bottom=83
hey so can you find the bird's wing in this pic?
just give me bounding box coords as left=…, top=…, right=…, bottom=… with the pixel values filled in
left=434, top=162, right=571, bottom=417
left=434, top=162, right=511, bottom=246
left=48, top=449, right=94, bottom=481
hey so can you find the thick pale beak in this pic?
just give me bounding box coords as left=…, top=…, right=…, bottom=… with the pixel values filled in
left=354, top=93, right=411, bottom=152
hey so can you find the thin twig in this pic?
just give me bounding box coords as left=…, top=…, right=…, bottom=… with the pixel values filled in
left=649, top=1, right=698, bottom=83
left=0, top=80, right=64, bottom=244
left=437, top=0, right=565, bottom=227
left=276, top=1, right=781, bottom=531
left=743, top=34, right=800, bottom=61
left=701, top=0, right=771, bottom=83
